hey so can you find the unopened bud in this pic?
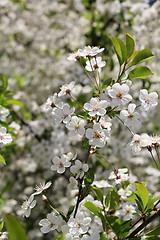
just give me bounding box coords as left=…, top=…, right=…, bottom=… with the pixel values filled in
left=42, top=195, right=48, bottom=203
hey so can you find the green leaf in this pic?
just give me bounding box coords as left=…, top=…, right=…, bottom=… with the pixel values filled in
left=135, top=182, right=149, bottom=209
left=84, top=201, right=101, bottom=217
left=128, top=66, right=153, bottom=79
left=55, top=234, right=66, bottom=240
left=130, top=49, right=154, bottom=67
left=110, top=36, right=127, bottom=65
left=0, top=221, right=4, bottom=231
left=66, top=205, right=75, bottom=218
left=84, top=169, right=94, bottom=185
left=106, top=215, right=121, bottom=235
left=105, top=189, right=120, bottom=211
left=146, top=225, right=160, bottom=237
left=126, top=33, right=135, bottom=59
left=92, top=186, right=103, bottom=203
left=6, top=99, right=24, bottom=107
left=100, top=232, right=108, bottom=240
left=0, top=75, right=8, bottom=92
left=96, top=155, right=108, bottom=168
left=0, top=155, right=6, bottom=165
left=82, top=138, right=90, bottom=149
left=4, top=214, right=28, bottom=240
left=102, top=78, right=112, bottom=89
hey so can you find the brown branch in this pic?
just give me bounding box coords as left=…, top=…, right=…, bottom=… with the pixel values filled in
left=125, top=209, right=160, bottom=239
left=73, top=148, right=91, bottom=218
left=10, top=107, right=41, bottom=142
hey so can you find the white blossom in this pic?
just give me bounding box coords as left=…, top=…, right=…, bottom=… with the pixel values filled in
left=70, top=160, right=89, bottom=179
left=33, top=181, right=52, bottom=195
left=78, top=46, right=104, bottom=57
left=68, top=176, right=78, bottom=190
left=54, top=103, right=75, bottom=125
left=107, top=83, right=132, bottom=106
left=116, top=204, right=136, bottom=220
left=66, top=116, right=86, bottom=136
left=39, top=212, right=63, bottom=234
left=139, top=89, right=158, bottom=110
left=67, top=212, right=91, bottom=236
left=109, top=168, right=129, bottom=184
left=129, top=133, right=152, bottom=153
left=86, top=123, right=110, bottom=148
left=0, top=232, right=8, bottom=240
left=118, top=185, right=133, bottom=200
left=42, top=93, right=61, bottom=113
left=84, top=98, right=108, bottom=117
left=85, top=57, right=106, bottom=72
left=0, top=127, right=12, bottom=147
left=51, top=154, right=71, bottom=174
left=67, top=50, right=83, bottom=61
left=0, top=107, right=9, bottom=122
left=58, top=81, right=75, bottom=97
left=21, top=195, right=36, bottom=218
left=120, top=103, right=140, bottom=129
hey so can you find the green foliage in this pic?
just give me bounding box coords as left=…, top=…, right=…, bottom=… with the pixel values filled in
left=135, top=182, right=149, bottom=211
left=126, top=33, right=135, bottom=59
left=146, top=226, right=160, bottom=238
left=128, top=66, right=153, bottom=79
left=105, top=188, right=120, bottom=212
left=0, top=221, right=4, bottom=231
left=85, top=169, right=95, bottom=185
left=100, top=232, right=108, bottom=240
left=0, top=154, right=6, bottom=165
left=102, top=78, right=113, bottom=89
left=66, top=205, right=75, bottom=218
left=55, top=234, right=66, bottom=240
left=110, top=36, right=127, bottom=65
left=4, top=214, right=28, bottom=240
left=106, top=215, right=131, bottom=238
left=129, top=49, right=154, bottom=67
left=92, top=186, right=103, bottom=203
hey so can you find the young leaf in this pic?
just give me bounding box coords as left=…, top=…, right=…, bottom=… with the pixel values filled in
left=126, top=33, right=135, bottom=59
left=92, top=186, right=103, bottom=203
left=100, top=232, right=108, bottom=240
left=105, top=189, right=120, bottom=211
left=0, top=221, right=4, bottom=231
left=135, top=182, right=149, bottom=209
left=110, top=36, right=127, bottom=65
left=106, top=215, right=121, bottom=235
left=4, top=214, right=28, bottom=240
left=102, top=78, right=112, bottom=89
left=0, top=155, right=6, bottom=165
left=130, top=49, right=154, bottom=67
left=84, top=201, right=100, bottom=217
left=146, top=225, right=160, bottom=237
left=128, top=66, right=153, bottom=79
left=55, top=234, right=66, bottom=240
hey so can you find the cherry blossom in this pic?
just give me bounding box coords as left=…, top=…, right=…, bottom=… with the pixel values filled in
left=118, top=185, right=133, bottom=200
left=42, top=93, right=61, bottom=113
left=58, top=81, right=75, bottom=97
left=0, top=232, right=8, bottom=240
left=66, top=116, right=86, bottom=136
left=85, top=57, right=106, bottom=72
left=70, top=160, right=89, bottom=179
left=67, top=50, right=83, bottom=61
left=139, top=89, right=158, bottom=111
left=107, top=83, right=132, bottom=106
left=54, top=103, right=75, bottom=125
left=84, top=97, right=108, bottom=117
left=129, top=133, right=152, bottom=153
left=0, top=107, right=9, bottom=122
left=39, top=212, right=63, bottom=234
left=116, top=203, right=136, bottom=220
left=33, top=181, right=52, bottom=196
left=78, top=46, right=104, bottom=57
left=120, top=103, right=140, bottom=129
left=109, top=168, right=129, bottom=184
left=86, top=123, right=110, bottom=148
left=21, top=195, right=36, bottom=218
left=51, top=154, right=71, bottom=174
left=0, top=127, right=12, bottom=147
left=67, top=212, right=91, bottom=236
